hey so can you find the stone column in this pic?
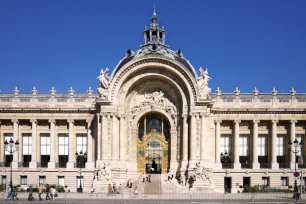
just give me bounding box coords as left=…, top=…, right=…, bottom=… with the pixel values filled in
left=30, top=119, right=37, bottom=168
left=170, top=129, right=178, bottom=171
left=86, top=119, right=94, bottom=169
left=48, top=119, right=56, bottom=168
left=215, top=120, right=222, bottom=169
left=182, top=115, right=188, bottom=168
left=234, top=120, right=241, bottom=169
left=271, top=119, right=279, bottom=169
left=190, top=113, right=197, bottom=162
left=200, top=114, right=206, bottom=161
left=101, top=114, right=109, bottom=160
left=119, top=115, right=126, bottom=162
left=112, top=114, right=120, bottom=161
left=96, top=114, right=101, bottom=161
left=12, top=119, right=19, bottom=168
left=67, top=119, right=75, bottom=168
left=252, top=120, right=260, bottom=169
left=290, top=120, right=297, bottom=169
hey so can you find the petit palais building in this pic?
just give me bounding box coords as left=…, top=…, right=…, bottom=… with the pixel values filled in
left=0, top=12, right=306, bottom=193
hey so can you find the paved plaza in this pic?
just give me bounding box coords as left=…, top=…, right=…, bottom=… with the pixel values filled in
left=1, top=192, right=306, bottom=204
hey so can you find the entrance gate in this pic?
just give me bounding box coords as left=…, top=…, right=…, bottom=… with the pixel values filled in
left=137, top=129, right=168, bottom=174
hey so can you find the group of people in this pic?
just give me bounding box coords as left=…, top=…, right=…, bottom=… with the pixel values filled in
left=5, top=184, right=57, bottom=201
left=142, top=173, right=152, bottom=182
left=107, top=183, right=122, bottom=196
left=5, top=186, right=18, bottom=200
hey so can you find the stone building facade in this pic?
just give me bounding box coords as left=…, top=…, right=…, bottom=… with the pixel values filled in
left=0, top=11, right=306, bottom=193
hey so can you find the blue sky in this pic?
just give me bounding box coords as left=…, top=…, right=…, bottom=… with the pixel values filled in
left=0, top=0, right=305, bottom=94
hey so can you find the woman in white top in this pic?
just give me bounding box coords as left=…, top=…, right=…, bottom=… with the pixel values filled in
left=50, top=187, right=56, bottom=201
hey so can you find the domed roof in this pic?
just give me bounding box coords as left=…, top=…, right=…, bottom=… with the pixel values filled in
left=110, top=11, right=198, bottom=79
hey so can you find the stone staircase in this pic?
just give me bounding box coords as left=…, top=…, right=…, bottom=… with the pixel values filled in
left=160, top=174, right=189, bottom=193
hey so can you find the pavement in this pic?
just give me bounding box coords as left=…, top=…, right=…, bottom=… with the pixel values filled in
left=0, top=198, right=306, bottom=204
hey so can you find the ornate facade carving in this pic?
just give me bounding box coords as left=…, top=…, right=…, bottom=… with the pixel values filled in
left=196, top=67, right=211, bottom=100
left=97, top=68, right=111, bottom=99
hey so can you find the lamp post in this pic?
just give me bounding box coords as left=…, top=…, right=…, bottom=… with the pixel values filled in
left=288, top=138, right=304, bottom=201
left=220, top=151, right=231, bottom=193
left=75, top=150, right=87, bottom=193
left=4, top=138, right=19, bottom=188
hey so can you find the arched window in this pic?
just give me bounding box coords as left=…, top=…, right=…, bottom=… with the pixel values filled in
left=138, top=113, right=170, bottom=141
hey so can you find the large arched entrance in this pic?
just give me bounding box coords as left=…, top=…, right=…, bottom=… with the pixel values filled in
left=137, top=113, right=170, bottom=174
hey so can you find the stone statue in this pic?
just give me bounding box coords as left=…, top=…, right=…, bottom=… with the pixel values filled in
left=194, top=162, right=211, bottom=183
left=196, top=67, right=212, bottom=99
left=94, top=161, right=112, bottom=182
left=97, top=67, right=111, bottom=99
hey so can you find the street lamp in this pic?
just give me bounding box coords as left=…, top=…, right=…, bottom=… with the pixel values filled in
left=288, top=138, right=304, bottom=201
left=4, top=138, right=19, bottom=188
left=220, top=151, right=231, bottom=193
left=75, top=150, right=87, bottom=193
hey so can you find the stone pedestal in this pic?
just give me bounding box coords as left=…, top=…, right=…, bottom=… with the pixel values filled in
left=12, top=161, right=18, bottom=169
left=271, top=162, right=279, bottom=169
left=191, top=179, right=214, bottom=193
left=86, top=161, right=95, bottom=169
left=66, top=161, right=75, bottom=169
left=48, top=161, right=56, bottom=168
left=233, top=162, right=241, bottom=169
left=29, top=161, right=37, bottom=169
left=252, top=162, right=260, bottom=169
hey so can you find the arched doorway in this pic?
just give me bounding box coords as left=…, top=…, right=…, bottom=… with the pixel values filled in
left=137, top=113, right=170, bottom=174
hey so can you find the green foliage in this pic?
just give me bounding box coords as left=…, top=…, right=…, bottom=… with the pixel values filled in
left=0, top=184, right=5, bottom=192
left=289, top=185, right=293, bottom=189
left=19, top=188, right=26, bottom=192
left=56, top=185, right=65, bottom=192
left=243, top=184, right=249, bottom=193
left=248, top=185, right=268, bottom=193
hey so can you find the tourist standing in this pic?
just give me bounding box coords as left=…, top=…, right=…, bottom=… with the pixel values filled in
left=38, top=184, right=43, bottom=201
left=45, top=184, right=51, bottom=200
left=107, top=184, right=112, bottom=196
left=50, top=186, right=56, bottom=201
left=118, top=184, right=122, bottom=194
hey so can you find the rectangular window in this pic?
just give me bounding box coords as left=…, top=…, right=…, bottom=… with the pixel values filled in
left=40, top=133, right=50, bottom=168
left=58, top=134, right=69, bottom=168
left=262, top=177, right=269, bottom=187
left=76, top=134, right=87, bottom=153
left=58, top=176, right=65, bottom=187
left=258, top=135, right=268, bottom=156
left=20, top=176, right=27, bottom=185
left=22, top=133, right=32, bottom=168
left=39, top=176, right=46, bottom=188
left=4, top=133, right=13, bottom=167
left=239, top=135, right=249, bottom=156
left=76, top=176, right=84, bottom=192
left=281, top=177, right=288, bottom=186
left=277, top=135, right=285, bottom=156
left=76, top=134, right=87, bottom=168
left=220, top=134, right=232, bottom=155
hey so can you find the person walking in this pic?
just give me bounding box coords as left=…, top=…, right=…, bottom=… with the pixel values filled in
left=142, top=173, right=145, bottom=182
left=113, top=184, right=117, bottom=195
left=117, top=184, right=122, bottom=194
left=38, top=184, right=43, bottom=201
left=28, top=185, right=35, bottom=201
left=50, top=186, right=56, bottom=201
left=45, top=184, right=51, bottom=200
left=148, top=173, right=152, bottom=182
left=12, top=186, right=18, bottom=200
left=107, top=184, right=112, bottom=196
left=5, top=186, right=11, bottom=200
